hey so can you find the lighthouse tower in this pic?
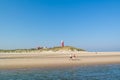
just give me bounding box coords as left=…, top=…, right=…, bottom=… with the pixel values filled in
left=61, top=40, right=64, bottom=47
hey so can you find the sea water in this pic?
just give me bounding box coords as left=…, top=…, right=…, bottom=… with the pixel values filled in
left=0, top=64, right=120, bottom=80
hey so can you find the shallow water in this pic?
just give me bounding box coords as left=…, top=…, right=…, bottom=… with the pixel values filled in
left=0, top=64, right=120, bottom=80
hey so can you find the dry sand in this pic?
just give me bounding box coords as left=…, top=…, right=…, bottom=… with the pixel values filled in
left=0, top=51, right=120, bottom=69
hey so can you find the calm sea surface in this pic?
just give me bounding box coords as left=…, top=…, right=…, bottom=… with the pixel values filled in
left=0, top=64, right=120, bottom=80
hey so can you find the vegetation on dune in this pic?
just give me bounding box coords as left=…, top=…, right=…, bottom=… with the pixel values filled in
left=0, top=46, right=85, bottom=53
left=0, top=49, right=37, bottom=53
left=49, top=46, right=85, bottom=51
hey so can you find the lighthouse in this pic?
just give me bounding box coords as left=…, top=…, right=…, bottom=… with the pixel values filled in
left=61, top=40, right=64, bottom=47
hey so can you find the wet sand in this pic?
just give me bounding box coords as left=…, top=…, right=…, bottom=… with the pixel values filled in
left=0, top=52, right=120, bottom=69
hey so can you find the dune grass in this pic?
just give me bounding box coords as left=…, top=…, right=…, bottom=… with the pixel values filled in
left=0, top=46, right=85, bottom=53
left=49, top=46, right=85, bottom=51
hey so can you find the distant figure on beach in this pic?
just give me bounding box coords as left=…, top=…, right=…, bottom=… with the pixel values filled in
left=73, top=53, right=76, bottom=58
left=70, top=54, right=73, bottom=59
left=69, top=53, right=76, bottom=60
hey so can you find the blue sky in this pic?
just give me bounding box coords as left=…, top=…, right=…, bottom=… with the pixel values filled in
left=0, top=0, right=120, bottom=51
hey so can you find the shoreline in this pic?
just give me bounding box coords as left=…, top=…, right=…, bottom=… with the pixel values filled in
left=0, top=52, right=120, bottom=69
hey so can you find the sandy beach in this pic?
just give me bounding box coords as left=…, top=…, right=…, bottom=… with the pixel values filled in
left=0, top=52, right=120, bottom=69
